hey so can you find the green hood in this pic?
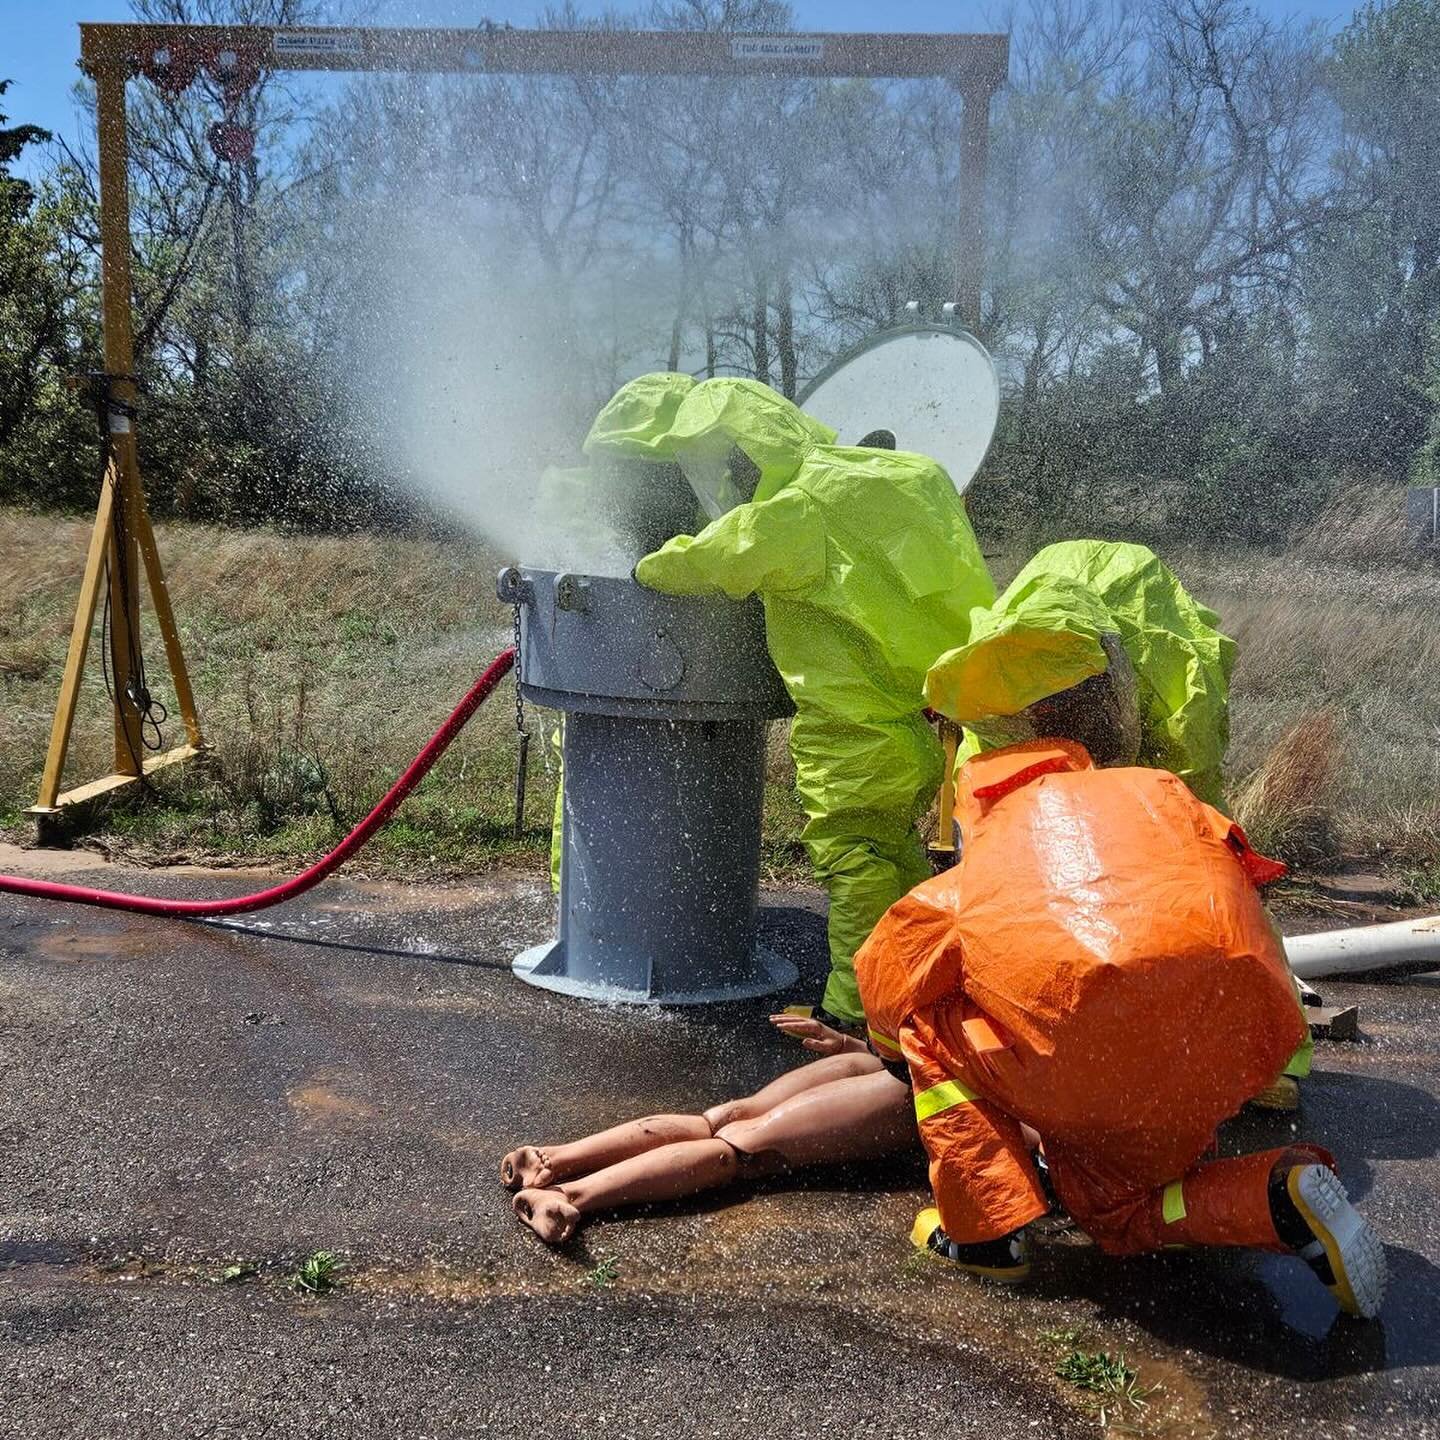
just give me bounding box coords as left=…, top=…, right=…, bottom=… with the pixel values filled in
left=583, top=372, right=697, bottom=460
left=668, top=378, right=837, bottom=500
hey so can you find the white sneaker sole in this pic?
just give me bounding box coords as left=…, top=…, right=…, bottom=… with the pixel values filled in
left=1288, top=1164, right=1387, bottom=1319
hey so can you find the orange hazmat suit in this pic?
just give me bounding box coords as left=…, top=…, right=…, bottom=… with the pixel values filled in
left=856, top=739, right=1323, bottom=1254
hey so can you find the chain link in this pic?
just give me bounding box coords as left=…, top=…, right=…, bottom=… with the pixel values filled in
left=512, top=602, right=527, bottom=736
left=511, top=600, right=531, bottom=840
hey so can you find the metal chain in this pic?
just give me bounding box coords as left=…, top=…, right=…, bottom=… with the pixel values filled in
left=512, top=602, right=527, bottom=736
left=511, top=600, right=530, bottom=841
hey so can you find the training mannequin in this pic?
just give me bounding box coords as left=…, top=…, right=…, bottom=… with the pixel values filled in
left=502, top=1014, right=914, bottom=1244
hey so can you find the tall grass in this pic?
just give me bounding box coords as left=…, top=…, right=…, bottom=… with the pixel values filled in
left=1186, top=535, right=1440, bottom=867
left=1, top=501, right=1434, bottom=876
left=0, top=511, right=555, bottom=870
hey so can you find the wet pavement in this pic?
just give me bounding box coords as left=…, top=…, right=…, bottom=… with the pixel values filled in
left=2, top=842, right=1438, bottom=1437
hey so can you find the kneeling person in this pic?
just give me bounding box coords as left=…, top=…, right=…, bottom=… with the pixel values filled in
left=855, top=639, right=1386, bottom=1318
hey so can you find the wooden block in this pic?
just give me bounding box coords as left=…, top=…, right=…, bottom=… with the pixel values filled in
left=40, top=743, right=199, bottom=809
left=1309, top=1005, right=1360, bottom=1042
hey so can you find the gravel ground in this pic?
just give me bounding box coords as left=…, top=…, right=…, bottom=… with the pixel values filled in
left=2, top=844, right=1438, bottom=1438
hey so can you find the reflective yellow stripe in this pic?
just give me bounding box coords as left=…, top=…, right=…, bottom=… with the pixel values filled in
left=868, top=1029, right=904, bottom=1058
left=1162, top=1181, right=1187, bottom=1225
left=914, top=1079, right=980, bottom=1122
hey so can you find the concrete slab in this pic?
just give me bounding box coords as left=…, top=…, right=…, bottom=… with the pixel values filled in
left=2, top=845, right=1439, bottom=1437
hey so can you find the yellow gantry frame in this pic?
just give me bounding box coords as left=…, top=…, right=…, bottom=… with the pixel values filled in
left=29, top=51, right=204, bottom=821
left=33, top=22, right=1007, bottom=826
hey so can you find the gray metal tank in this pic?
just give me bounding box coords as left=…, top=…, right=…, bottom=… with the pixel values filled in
left=497, top=565, right=797, bottom=1004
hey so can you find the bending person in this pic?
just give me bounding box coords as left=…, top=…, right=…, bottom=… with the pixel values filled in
left=627, top=377, right=995, bottom=1027
left=946, top=539, right=1234, bottom=805
left=502, top=1015, right=913, bottom=1244
left=932, top=554, right=1312, bottom=1104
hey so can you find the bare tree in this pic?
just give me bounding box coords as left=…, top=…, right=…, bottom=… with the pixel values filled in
left=1072, top=0, right=1329, bottom=393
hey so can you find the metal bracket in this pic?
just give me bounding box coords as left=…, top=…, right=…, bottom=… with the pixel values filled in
left=554, top=573, right=591, bottom=614
left=496, top=566, right=534, bottom=606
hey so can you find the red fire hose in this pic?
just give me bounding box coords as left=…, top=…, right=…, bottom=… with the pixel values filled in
left=0, top=648, right=515, bottom=918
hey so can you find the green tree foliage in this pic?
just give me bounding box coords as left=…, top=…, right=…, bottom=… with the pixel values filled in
left=0, top=82, right=96, bottom=508
left=1414, top=319, right=1440, bottom=487
left=2, top=0, right=1437, bottom=546
left=1304, top=0, right=1440, bottom=470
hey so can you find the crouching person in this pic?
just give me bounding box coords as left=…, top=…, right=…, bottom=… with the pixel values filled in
left=855, top=633, right=1387, bottom=1318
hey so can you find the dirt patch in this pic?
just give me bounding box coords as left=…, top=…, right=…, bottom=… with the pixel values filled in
left=0, top=842, right=275, bottom=884
left=286, top=1073, right=375, bottom=1125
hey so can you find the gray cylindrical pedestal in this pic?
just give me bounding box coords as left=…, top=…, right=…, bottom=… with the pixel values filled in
left=499, top=565, right=795, bottom=1005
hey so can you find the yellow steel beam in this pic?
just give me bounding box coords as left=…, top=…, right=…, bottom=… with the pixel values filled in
left=956, top=85, right=997, bottom=330
left=94, top=59, right=145, bottom=775
left=30, top=466, right=118, bottom=811
left=32, top=54, right=206, bottom=823
left=79, top=23, right=1009, bottom=83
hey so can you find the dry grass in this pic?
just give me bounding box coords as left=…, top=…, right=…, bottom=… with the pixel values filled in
left=1230, top=709, right=1342, bottom=862
left=0, top=507, right=811, bottom=876
left=1183, top=543, right=1440, bottom=868
left=1, top=504, right=1435, bottom=881
left=1292, top=480, right=1424, bottom=566
left=0, top=511, right=549, bottom=871
left=982, top=503, right=1439, bottom=875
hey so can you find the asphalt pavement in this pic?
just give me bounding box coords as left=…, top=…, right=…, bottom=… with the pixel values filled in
left=2, top=842, right=1438, bottom=1438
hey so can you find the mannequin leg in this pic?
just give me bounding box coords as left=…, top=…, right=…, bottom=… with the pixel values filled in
left=513, top=1067, right=914, bottom=1245
left=715, top=1066, right=913, bottom=1167
left=502, top=1052, right=882, bottom=1190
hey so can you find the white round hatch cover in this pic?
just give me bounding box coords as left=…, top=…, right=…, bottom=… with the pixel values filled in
left=798, top=325, right=1000, bottom=494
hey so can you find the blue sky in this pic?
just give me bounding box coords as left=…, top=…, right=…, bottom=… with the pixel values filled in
left=3, top=0, right=1362, bottom=178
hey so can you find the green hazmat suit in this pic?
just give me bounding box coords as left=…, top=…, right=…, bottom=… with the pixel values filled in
left=634, top=378, right=996, bottom=1023
left=929, top=539, right=1237, bottom=807
left=925, top=538, right=1311, bottom=1079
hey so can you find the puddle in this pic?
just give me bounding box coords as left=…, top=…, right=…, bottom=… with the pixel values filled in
left=0, top=1239, right=75, bottom=1268
left=34, top=930, right=154, bottom=960
left=0, top=1239, right=83, bottom=1292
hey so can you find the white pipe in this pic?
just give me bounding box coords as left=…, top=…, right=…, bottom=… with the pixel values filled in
left=1284, top=914, right=1440, bottom=980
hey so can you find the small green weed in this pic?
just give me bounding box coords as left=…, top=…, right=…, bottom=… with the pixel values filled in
left=1400, top=861, right=1440, bottom=905
left=215, top=1259, right=259, bottom=1285
left=584, top=1255, right=619, bottom=1288
left=1039, top=1326, right=1083, bottom=1347
left=290, top=1250, right=341, bottom=1295
left=897, top=1248, right=934, bottom=1281
left=1056, top=1348, right=1158, bottom=1425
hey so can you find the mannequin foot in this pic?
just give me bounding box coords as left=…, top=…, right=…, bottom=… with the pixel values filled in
left=514, top=1188, right=581, bottom=1244
left=500, top=1146, right=554, bottom=1191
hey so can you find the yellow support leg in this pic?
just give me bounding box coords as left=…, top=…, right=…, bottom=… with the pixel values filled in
left=28, top=469, right=117, bottom=813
